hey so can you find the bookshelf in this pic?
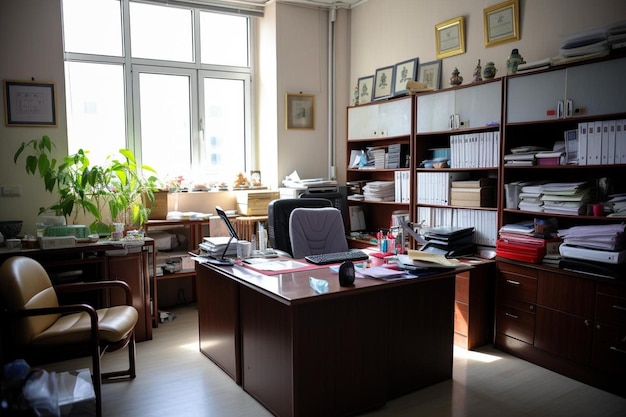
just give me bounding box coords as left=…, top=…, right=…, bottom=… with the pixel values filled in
left=413, top=79, right=503, bottom=249
left=346, top=96, right=414, bottom=237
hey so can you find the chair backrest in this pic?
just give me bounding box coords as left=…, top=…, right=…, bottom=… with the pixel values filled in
left=0, top=256, right=61, bottom=345
left=267, top=198, right=332, bottom=255
left=289, top=207, right=349, bottom=258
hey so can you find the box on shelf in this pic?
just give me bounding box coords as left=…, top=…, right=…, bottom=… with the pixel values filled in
left=38, top=236, right=77, bottom=250
left=147, top=191, right=169, bottom=220
left=450, top=187, right=496, bottom=207
left=236, top=190, right=279, bottom=215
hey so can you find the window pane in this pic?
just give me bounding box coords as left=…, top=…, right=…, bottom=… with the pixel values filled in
left=64, top=62, right=126, bottom=165
left=139, top=73, right=191, bottom=179
left=130, top=2, right=193, bottom=62
left=200, top=12, right=248, bottom=67
left=62, top=0, right=123, bottom=56
left=203, top=78, right=246, bottom=179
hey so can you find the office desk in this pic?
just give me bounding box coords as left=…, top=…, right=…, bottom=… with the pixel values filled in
left=196, top=260, right=469, bottom=417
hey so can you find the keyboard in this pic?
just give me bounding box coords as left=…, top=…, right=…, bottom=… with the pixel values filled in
left=304, top=250, right=369, bottom=265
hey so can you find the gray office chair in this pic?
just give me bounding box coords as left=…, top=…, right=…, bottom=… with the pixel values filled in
left=289, top=207, right=349, bottom=258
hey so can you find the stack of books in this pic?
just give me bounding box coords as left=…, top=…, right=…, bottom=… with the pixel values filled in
left=496, top=221, right=561, bottom=264
left=420, top=226, right=475, bottom=257
left=387, top=143, right=409, bottom=169
left=449, top=178, right=497, bottom=208
left=504, top=146, right=549, bottom=166
left=517, top=182, right=546, bottom=212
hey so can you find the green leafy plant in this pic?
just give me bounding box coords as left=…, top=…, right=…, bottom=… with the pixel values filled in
left=14, top=135, right=159, bottom=233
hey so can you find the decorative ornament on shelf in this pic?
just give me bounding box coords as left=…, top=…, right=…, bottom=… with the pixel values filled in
left=483, top=61, right=497, bottom=79
left=473, top=59, right=483, bottom=82
left=506, top=48, right=526, bottom=75
left=450, top=67, right=463, bottom=86
left=353, top=85, right=359, bottom=106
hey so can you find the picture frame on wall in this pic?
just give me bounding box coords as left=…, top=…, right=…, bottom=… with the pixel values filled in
left=418, top=60, right=442, bottom=91
left=435, top=16, right=465, bottom=59
left=372, top=65, right=394, bottom=100
left=3, top=80, right=57, bottom=126
left=484, top=0, right=520, bottom=47
left=285, top=93, right=315, bottom=130
left=393, top=58, right=418, bottom=96
left=357, top=75, right=374, bottom=105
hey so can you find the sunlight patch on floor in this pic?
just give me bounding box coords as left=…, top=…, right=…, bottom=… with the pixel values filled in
left=454, top=346, right=501, bottom=363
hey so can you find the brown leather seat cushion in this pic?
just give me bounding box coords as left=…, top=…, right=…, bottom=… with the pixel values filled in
left=31, top=305, right=138, bottom=345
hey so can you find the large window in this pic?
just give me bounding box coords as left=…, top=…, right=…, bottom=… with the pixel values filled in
left=62, top=0, right=252, bottom=186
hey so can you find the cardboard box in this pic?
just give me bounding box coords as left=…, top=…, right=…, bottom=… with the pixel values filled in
left=450, top=187, right=496, bottom=207
left=57, top=368, right=96, bottom=417
left=236, top=190, right=279, bottom=215
left=147, top=191, right=169, bottom=220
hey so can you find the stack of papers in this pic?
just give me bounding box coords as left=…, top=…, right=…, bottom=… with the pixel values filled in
left=540, top=182, right=591, bottom=215
left=362, top=181, right=395, bottom=202
left=558, top=223, right=625, bottom=251
left=198, top=236, right=237, bottom=257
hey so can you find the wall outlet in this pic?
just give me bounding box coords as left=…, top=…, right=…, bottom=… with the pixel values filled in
left=1, top=185, right=21, bottom=197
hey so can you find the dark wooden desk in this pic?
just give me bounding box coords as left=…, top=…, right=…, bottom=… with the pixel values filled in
left=196, top=260, right=468, bottom=417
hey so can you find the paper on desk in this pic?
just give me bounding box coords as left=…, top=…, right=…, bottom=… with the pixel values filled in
left=405, top=250, right=461, bottom=266
left=248, top=260, right=308, bottom=271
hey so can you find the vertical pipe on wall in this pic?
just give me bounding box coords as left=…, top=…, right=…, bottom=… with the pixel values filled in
left=328, top=6, right=336, bottom=180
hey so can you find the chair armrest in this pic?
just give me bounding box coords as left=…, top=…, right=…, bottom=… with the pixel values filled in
left=7, top=304, right=99, bottom=341
left=55, top=280, right=133, bottom=306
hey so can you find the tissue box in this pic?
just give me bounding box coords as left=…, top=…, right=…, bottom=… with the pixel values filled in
left=236, top=191, right=279, bottom=215
left=57, top=368, right=96, bottom=417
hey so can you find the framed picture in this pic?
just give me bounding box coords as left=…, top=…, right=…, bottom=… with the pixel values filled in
left=373, top=65, right=394, bottom=100
left=435, top=16, right=465, bottom=59
left=357, top=75, right=374, bottom=105
left=484, top=0, right=520, bottom=47
left=418, top=60, right=442, bottom=90
left=285, top=93, right=315, bottom=130
left=3, top=80, right=57, bottom=126
left=393, top=58, right=418, bottom=96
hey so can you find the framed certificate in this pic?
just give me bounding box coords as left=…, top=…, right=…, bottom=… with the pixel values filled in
left=484, top=0, right=520, bottom=47
left=435, top=16, right=465, bottom=59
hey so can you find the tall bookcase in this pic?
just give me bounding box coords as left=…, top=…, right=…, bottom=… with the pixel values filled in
left=345, top=96, right=414, bottom=242
left=495, top=55, right=626, bottom=397
left=413, top=78, right=503, bottom=249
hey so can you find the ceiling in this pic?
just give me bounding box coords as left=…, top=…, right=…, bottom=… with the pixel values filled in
left=222, top=0, right=367, bottom=9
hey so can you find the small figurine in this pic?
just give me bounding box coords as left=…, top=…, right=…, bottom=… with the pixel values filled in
left=473, top=59, right=482, bottom=82
left=483, top=62, right=497, bottom=79
left=450, top=67, right=463, bottom=86
left=507, top=48, right=526, bottom=75
left=353, top=84, right=359, bottom=106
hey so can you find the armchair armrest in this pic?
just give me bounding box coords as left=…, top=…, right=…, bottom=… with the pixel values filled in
left=55, top=280, right=133, bottom=306
left=6, top=304, right=99, bottom=342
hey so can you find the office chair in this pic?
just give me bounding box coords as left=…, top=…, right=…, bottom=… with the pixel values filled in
left=289, top=207, right=349, bottom=258
left=267, top=198, right=332, bottom=256
left=0, top=256, right=139, bottom=417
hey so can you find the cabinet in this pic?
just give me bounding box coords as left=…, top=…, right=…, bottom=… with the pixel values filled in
left=414, top=79, right=502, bottom=249
left=144, top=220, right=209, bottom=313
left=496, top=55, right=626, bottom=398
left=495, top=259, right=626, bottom=397
left=454, top=260, right=495, bottom=350
left=346, top=96, right=413, bottom=235
left=108, top=251, right=152, bottom=342
left=507, top=58, right=626, bottom=123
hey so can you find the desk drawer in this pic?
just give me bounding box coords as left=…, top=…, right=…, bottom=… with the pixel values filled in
left=497, top=272, right=537, bottom=305
left=596, top=293, right=626, bottom=326
left=496, top=305, right=535, bottom=344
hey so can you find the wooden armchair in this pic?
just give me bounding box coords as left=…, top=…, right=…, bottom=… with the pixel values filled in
left=0, top=256, right=139, bottom=417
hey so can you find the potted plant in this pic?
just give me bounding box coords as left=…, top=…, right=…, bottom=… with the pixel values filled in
left=14, top=135, right=159, bottom=234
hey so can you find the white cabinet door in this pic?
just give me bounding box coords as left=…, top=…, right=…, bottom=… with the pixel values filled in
left=379, top=97, right=412, bottom=137
left=417, top=90, right=455, bottom=133
left=455, top=81, right=502, bottom=128
left=348, top=104, right=379, bottom=140
left=566, top=57, right=626, bottom=118
left=507, top=69, right=566, bottom=123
